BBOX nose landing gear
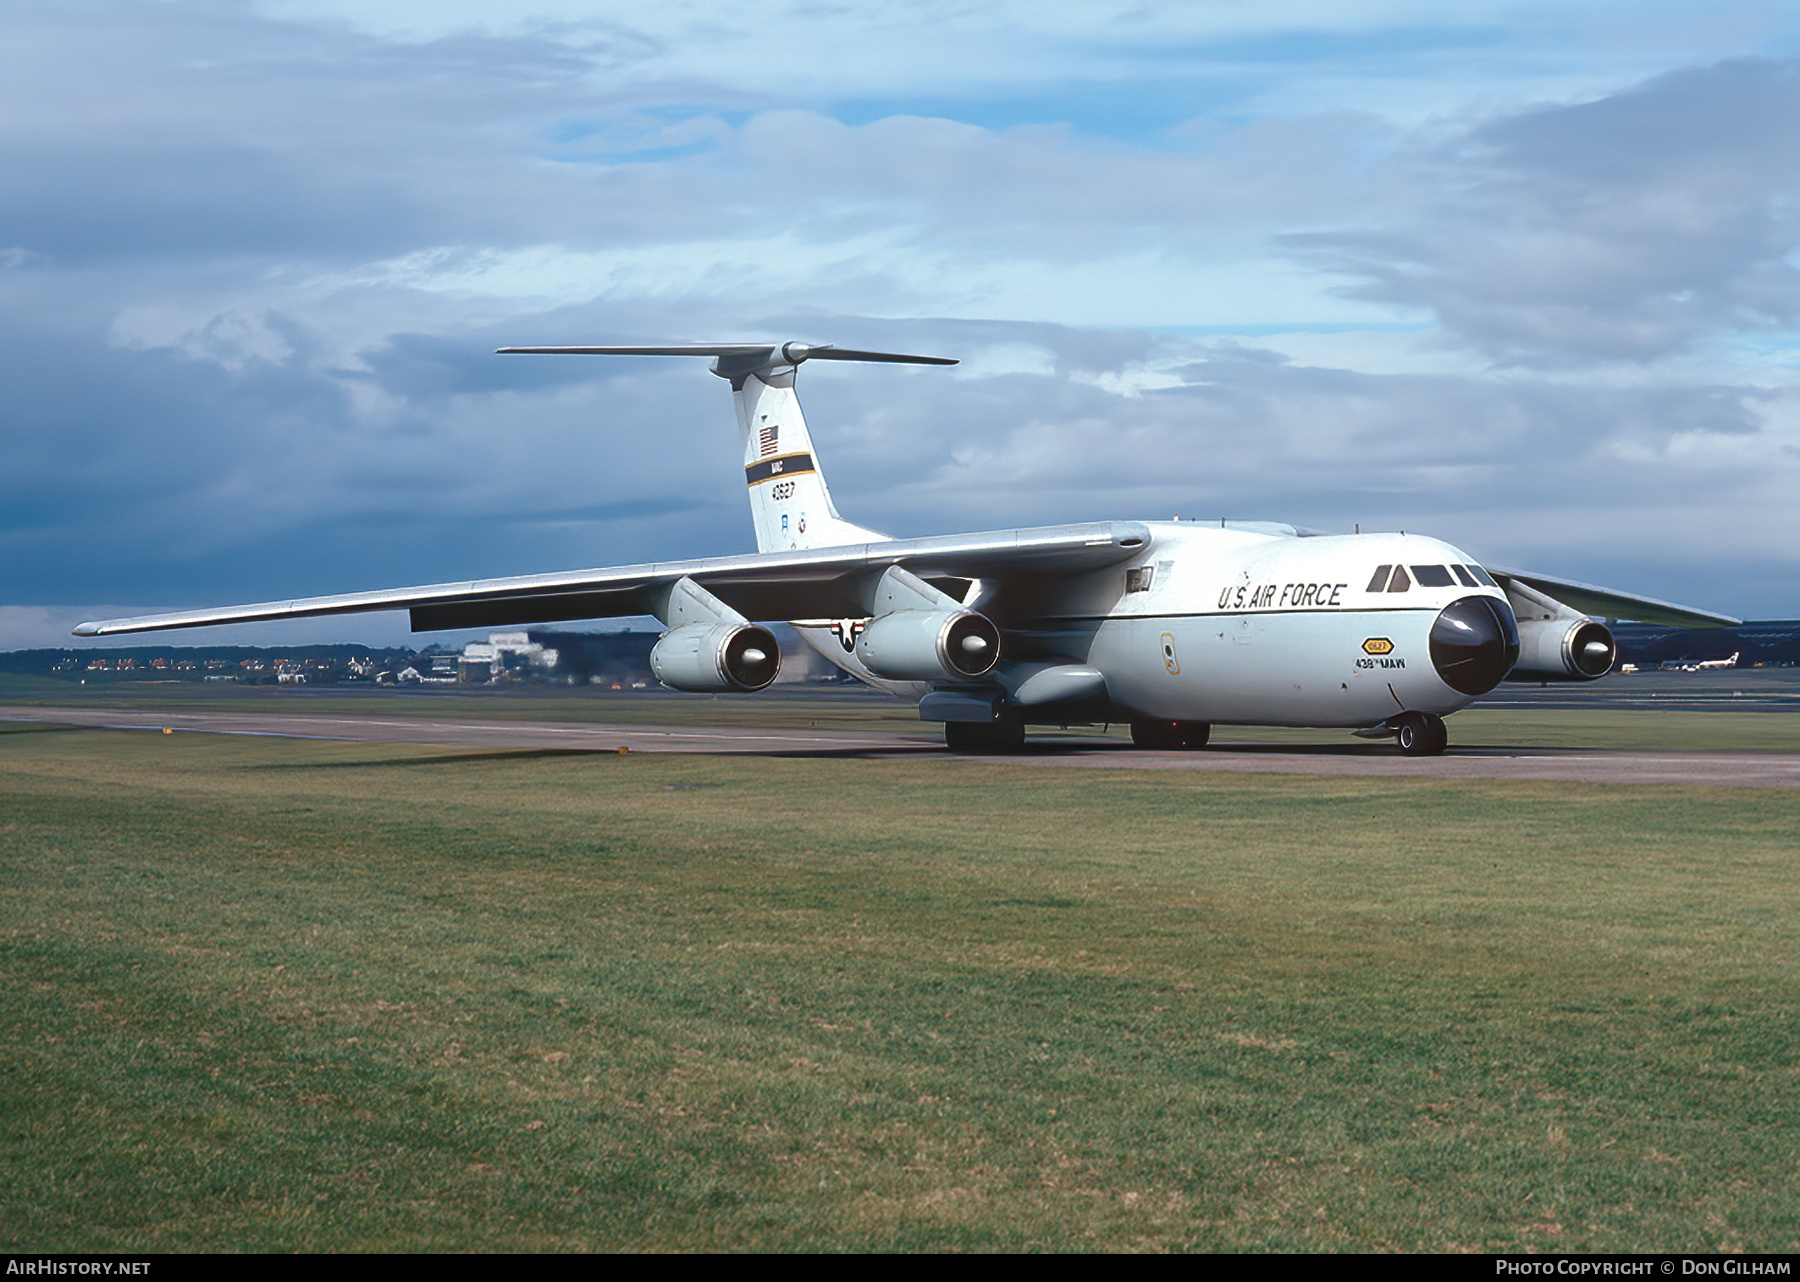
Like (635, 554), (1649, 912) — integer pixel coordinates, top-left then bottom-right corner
(1392, 711), (1447, 757)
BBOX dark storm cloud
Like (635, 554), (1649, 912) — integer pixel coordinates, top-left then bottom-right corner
(0, 294), (740, 607)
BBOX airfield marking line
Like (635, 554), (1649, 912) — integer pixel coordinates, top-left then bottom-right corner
(0, 709), (901, 750)
(6, 707), (1798, 783)
(1529, 756), (1799, 767)
(263, 714), (885, 745)
(200, 713), (900, 747)
(160, 727), (347, 740)
(1445, 750), (1800, 767)
(2, 715), (362, 742)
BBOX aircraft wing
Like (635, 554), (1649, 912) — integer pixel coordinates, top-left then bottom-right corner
(72, 521), (1152, 637)
(1490, 569), (1740, 628)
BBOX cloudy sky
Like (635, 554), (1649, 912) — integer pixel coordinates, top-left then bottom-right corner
(6, 0), (1800, 648)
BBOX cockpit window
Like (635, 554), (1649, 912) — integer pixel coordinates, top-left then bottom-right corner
(1387, 565), (1411, 592)
(1366, 565), (1392, 593)
(1464, 564), (1498, 588)
(1451, 564), (1478, 587)
(1411, 565), (1455, 588)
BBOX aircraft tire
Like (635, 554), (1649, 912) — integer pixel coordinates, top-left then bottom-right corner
(1130, 719), (1179, 749)
(944, 717), (1026, 753)
(1131, 720), (1210, 750)
(1394, 712), (1447, 757)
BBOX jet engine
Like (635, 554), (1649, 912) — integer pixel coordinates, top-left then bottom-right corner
(854, 609), (1001, 682)
(650, 622), (781, 692)
(1507, 616), (1616, 682)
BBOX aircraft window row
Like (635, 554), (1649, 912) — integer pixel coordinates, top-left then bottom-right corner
(1366, 564), (1499, 593)
(1125, 566), (1155, 593)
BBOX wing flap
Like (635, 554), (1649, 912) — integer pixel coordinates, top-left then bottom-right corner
(1491, 569), (1740, 628)
(409, 588), (653, 633)
(74, 522), (1151, 637)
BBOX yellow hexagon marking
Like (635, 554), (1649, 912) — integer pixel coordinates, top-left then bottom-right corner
(1362, 637), (1394, 655)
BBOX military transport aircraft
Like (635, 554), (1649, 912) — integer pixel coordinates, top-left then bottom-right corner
(75, 342), (1739, 755)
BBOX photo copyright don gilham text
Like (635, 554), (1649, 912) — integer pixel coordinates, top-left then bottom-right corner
(1495, 1262), (1790, 1276)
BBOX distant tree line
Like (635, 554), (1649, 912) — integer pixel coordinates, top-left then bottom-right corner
(0, 630), (663, 687)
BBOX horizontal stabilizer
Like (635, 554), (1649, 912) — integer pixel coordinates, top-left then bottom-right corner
(1491, 569), (1739, 628)
(498, 342), (956, 370)
(794, 346), (957, 365)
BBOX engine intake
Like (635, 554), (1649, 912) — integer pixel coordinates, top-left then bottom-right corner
(854, 609), (1000, 682)
(650, 622), (781, 693)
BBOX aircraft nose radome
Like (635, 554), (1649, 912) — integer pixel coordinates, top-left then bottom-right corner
(1429, 596), (1521, 697)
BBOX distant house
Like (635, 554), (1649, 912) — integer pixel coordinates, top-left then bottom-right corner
(457, 632), (559, 684)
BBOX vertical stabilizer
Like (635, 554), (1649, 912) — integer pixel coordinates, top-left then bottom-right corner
(498, 341), (955, 555)
(720, 356), (887, 553)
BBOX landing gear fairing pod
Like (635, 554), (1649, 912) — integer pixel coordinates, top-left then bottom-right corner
(74, 341), (1739, 757)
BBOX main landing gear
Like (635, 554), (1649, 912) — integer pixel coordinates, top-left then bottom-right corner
(1129, 719), (1211, 750)
(1392, 711), (1448, 757)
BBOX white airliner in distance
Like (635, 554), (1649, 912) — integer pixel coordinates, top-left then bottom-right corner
(75, 342), (1740, 756)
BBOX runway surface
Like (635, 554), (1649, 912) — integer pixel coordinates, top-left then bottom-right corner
(7, 703), (1799, 787)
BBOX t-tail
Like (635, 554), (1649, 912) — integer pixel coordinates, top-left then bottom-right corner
(498, 341), (956, 553)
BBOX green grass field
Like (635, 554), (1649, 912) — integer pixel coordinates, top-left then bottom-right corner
(3, 713), (1798, 1251)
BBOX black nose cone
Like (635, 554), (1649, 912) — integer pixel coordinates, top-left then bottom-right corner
(1430, 596), (1521, 696)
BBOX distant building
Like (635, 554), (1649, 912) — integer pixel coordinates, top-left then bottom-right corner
(457, 632), (560, 684)
(1612, 619), (1800, 669)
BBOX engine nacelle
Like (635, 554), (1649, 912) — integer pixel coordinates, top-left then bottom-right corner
(650, 622), (781, 693)
(1507, 616), (1616, 682)
(854, 609), (1000, 682)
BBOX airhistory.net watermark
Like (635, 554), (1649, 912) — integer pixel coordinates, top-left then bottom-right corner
(6, 1264), (152, 1276)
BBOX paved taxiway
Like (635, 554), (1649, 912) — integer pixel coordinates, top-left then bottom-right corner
(6, 703), (1798, 788)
